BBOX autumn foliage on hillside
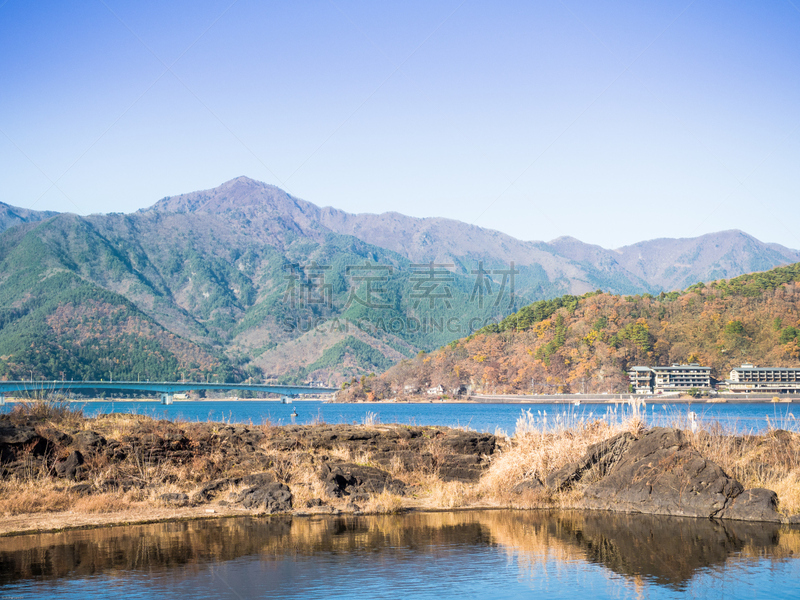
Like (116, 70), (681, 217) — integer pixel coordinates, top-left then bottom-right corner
(339, 263), (800, 400)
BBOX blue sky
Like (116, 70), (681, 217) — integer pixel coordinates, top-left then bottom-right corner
(2, 0), (798, 249)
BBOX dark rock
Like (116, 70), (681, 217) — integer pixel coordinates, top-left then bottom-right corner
(193, 479), (231, 503)
(0, 424), (39, 445)
(39, 428), (72, 447)
(437, 454), (488, 482)
(318, 462), (406, 498)
(305, 498), (323, 507)
(372, 450), (434, 473)
(371, 449), (491, 483)
(350, 492), (370, 503)
(439, 430), (496, 456)
(581, 428), (744, 519)
(234, 483), (292, 512)
(547, 432), (635, 491)
(72, 430), (106, 454)
(159, 492), (190, 507)
(717, 488), (782, 523)
(241, 472), (276, 487)
(0, 424), (52, 462)
(100, 478), (141, 492)
(68, 483), (93, 496)
(266, 425), (497, 466)
(193, 472), (276, 503)
(54, 450), (85, 480)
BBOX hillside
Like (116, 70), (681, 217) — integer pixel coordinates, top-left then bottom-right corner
(0, 176), (798, 385)
(339, 263), (800, 400)
(0, 202), (57, 233)
(0, 194), (521, 383)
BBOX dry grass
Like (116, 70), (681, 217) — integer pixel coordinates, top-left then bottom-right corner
(9, 398), (85, 428)
(420, 476), (478, 508)
(478, 405), (644, 507)
(688, 422), (800, 515)
(361, 490), (404, 514)
(72, 492), (133, 513)
(0, 477), (73, 515)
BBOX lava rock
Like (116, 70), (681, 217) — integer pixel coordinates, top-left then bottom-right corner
(437, 454), (488, 482)
(0, 424), (52, 462)
(318, 462), (406, 498)
(547, 431), (635, 491)
(68, 483), (93, 496)
(193, 472), (276, 503)
(439, 430), (496, 456)
(0, 424), (39, 445)
(159, 492), (190, 507)
(72, 430), (107, 455)
(234, 483), (292, 513)
(580, 428), (744, 519)
(54, 450), (85, 480)
(717, 488), (782, 523)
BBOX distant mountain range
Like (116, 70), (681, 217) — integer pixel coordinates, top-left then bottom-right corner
(0, 176), (797, 385)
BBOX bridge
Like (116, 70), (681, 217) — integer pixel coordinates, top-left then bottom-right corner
(0, 380), (337, 405)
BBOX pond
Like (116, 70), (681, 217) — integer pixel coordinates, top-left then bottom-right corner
(1, 511), (798, 599)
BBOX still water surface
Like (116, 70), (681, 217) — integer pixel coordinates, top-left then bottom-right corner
(39, 399), (800, 435)
(0, 511), (797, 599)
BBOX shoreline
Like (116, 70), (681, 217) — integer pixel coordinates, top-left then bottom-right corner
(2, 407), (799, 538)
(0, 501), (512, 538)
(1, 394), (795, 405)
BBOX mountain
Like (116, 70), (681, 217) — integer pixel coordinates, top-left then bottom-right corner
(0, 201), (58, 231)
(146, 177), (800, 295)
(0, 176), (797, 385)
(610, 231), (800, 290)
(339, 262), (800, 400)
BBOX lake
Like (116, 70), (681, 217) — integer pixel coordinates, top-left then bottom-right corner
(0, 510), (797, 599)
(6, 399), (794, 435)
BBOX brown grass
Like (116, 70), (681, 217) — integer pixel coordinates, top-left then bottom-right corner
(361, 490), (404, 514)
(478, 407), (644, 507)
(9, 398), (85, 427)
(0, 477), (73, 515)
(689, 425), (800, 515)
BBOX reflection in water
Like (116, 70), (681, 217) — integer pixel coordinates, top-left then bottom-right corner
(0, 511), (798, 598)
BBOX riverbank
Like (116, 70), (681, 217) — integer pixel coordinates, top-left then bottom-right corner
(1, 401), (799, 536)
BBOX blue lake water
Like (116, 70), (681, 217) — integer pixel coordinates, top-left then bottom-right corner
(6, 399), (794, 435)
(1, 511), (797, 599)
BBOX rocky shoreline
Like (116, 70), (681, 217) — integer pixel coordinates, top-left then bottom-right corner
(1, 406), (798, 536)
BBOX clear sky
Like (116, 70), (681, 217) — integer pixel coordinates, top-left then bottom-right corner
(2, 0), (798, 249)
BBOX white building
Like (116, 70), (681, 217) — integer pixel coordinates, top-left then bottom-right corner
(728, 364), (800, 394)
(629, 364), (712, 394)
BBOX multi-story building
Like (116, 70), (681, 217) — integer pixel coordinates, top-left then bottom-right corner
(629, 366), (655, 394)
(629, 364), (712, 394)
(727, 364), (800, 394)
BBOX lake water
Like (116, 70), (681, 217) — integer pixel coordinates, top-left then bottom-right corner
(7, 399), (794, 435)
(1, 510), (797, 599)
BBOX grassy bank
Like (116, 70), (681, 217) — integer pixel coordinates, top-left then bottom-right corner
(1, 400), (799, 536)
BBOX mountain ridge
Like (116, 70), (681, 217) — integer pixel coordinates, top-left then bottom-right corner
(0, 176), (797, 385)
(141, 176), (800, 294)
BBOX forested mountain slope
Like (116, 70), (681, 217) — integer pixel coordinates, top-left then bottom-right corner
(339, 263), (800, 400)
(0, 176), (797, 385)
